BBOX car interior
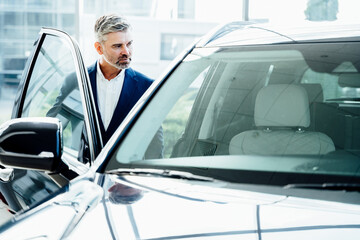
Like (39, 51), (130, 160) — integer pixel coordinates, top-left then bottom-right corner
(228, 84), (335, 155)
(169, 42), (360, 159)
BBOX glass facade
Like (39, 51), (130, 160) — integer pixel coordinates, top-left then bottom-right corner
(0, 0), (77, 85)
(0, 0), (78, 123)
(0, 0), (196, 91)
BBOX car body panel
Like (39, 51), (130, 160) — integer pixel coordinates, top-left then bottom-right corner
(198, 21), (360, 47)
(11, 28), (102, 159)
(1, 174), (360, 239)
(0, 176), (104, 240)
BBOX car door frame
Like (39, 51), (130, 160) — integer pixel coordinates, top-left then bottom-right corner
(0, 28), (103, 212)
(13, 28), (103, 168)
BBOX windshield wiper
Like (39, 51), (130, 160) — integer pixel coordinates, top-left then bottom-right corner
(284, 183), (360, 192)
(106, 168), (214, 182)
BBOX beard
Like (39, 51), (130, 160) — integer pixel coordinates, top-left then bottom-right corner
(103, 54), (131, 70)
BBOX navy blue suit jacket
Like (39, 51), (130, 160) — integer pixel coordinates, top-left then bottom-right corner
(47, 62), (163, 160)
(88, 62), (153, 144)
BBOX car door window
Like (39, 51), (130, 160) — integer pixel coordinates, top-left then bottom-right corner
(0, 30), (97, 213)
(21, 34), (85, 158)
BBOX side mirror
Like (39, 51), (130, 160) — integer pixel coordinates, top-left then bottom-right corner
(0, 117), (62, 172)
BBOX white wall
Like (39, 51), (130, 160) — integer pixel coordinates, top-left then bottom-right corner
(79, 15), (217, 79)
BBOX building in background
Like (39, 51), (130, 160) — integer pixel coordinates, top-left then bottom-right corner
(0, 0), (223, 123)
(1, 0), (360, 123)
(0, 0), (78, 92)
(78, 0), (229, 78)
(0, 0), (79, 123)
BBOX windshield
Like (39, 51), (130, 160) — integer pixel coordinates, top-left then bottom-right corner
(108, 42), (360, 186)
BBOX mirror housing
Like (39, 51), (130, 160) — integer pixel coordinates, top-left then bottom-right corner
(0, 117), (62, 172)
(338, 73), (360, 88)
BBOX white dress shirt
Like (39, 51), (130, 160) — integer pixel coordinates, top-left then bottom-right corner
(96, 62), (125, 130)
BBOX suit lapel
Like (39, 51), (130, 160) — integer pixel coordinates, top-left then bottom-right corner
(89, 65), (139, 143)
(107, 68), (138, 133)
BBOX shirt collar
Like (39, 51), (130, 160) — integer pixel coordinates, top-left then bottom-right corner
(96, 61), (125, 82)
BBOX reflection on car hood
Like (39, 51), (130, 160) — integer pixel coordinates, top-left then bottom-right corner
(68, 176), (360, 239)
(0, 179), (104, 240)
(1, 175), (360, 239)
(99, 175), (360, 239)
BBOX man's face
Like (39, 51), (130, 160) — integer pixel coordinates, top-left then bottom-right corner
(98, 30), (133, 70)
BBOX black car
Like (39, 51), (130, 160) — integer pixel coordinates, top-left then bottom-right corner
(0, 21), (360, 239)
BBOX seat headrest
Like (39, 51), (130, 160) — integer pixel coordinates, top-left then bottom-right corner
(254, 84), (310, 128)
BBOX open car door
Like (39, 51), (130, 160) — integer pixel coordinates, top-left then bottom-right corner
(0, 28), (102, 212)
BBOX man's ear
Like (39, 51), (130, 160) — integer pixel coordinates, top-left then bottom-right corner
(94, 42), (103, 55)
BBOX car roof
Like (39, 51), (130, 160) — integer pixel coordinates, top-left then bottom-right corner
(197, 21), (360, 47)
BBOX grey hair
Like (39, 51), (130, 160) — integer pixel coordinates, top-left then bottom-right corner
(94, 13), (132, 43)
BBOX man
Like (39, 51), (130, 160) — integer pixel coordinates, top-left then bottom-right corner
(48, 13), (163, 161)
(89, 13), (154, 144)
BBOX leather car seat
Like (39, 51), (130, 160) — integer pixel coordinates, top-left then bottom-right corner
(229, 84), (335, 155)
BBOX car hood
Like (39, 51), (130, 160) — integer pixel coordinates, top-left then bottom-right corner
(101, 175), (360, 240)
(1, 174), (360, 240)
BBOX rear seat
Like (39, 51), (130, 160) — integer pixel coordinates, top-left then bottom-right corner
(301, 83), (360, 151)
(312, 102), (360, 151)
